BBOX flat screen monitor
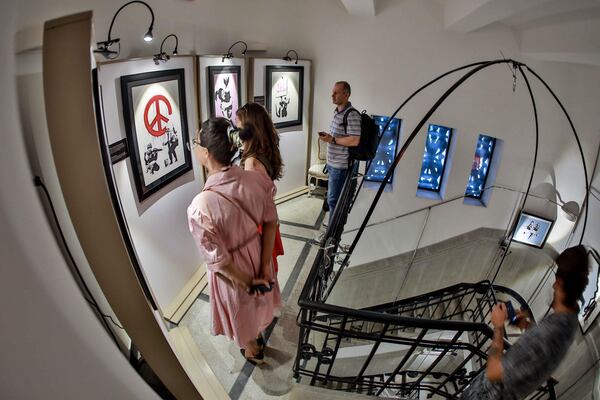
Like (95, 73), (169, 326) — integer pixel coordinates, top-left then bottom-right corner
(511, 212), (554, 248)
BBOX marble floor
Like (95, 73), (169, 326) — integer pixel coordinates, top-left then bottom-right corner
(179, 194), (327, 400)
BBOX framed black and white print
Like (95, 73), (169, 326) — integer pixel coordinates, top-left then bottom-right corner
(120, 68), (192, 202)
(511, 211), (554, 248)
(265, 65), (304, 129)
(207, 65), (242, 126)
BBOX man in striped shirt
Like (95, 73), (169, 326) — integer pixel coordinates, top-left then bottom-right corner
(318, 81), (361, 226)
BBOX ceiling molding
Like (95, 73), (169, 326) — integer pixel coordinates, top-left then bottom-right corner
(340, 0), (377, 17)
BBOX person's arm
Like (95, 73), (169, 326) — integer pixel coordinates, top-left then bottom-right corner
(260, 220), (277, 283)
(318, 132), (360, 147)
(486, 303), (507, 382)
(243, 156), (268, 175)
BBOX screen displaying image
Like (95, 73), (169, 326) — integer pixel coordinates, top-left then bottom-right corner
(512, 212), (553, 248)
(365, 115), (401, 184)
(417, 124), (453, 192)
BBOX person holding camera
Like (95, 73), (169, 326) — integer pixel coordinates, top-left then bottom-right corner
(461, 245), (590, 399)
(187, 118), (281, 365)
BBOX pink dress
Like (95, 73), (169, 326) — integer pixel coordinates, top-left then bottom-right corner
(187, 166), (282, 348)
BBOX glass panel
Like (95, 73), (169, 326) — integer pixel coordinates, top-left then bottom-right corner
(465, 134), (496, 199)
(417, 124), (453, 192)
(365, 115), (401, 184)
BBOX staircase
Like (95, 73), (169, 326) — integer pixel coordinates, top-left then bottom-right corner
(295, 280), (554, 399)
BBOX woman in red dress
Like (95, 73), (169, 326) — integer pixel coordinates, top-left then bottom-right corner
(236, 103), (285, 273)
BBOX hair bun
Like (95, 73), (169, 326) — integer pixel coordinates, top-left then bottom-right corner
(238, 124), (254, 141)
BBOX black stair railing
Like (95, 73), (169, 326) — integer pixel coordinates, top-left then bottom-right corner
(293, 59), (590, 399)
(295, 280), (555, 399)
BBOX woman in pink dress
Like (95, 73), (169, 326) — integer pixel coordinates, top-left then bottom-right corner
(187, 118), (282, 364)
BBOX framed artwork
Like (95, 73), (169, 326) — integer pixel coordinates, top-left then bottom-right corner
(579, 248), (600, 334)
(207, 65), (242, 126)
(365, 115), (401, 184)
(120, 68), (192, 201)
(511, 211), (554, 248)
(265, 65), (304, 129)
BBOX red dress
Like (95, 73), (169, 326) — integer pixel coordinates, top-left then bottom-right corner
(257, 224), (284, 272)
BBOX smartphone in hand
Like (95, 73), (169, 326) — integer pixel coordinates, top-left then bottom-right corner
(504, 301), (518, 325)
(250, 284), (273, 295)
(318, 132), (327, 137)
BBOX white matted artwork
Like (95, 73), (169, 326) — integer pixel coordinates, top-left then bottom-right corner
(511, 211), (554, 248)
(198, 57), (247, 125)
(265, 65), (304, 129)
(207, 65), (242, 126)
(121, 69), (192, 201)
(251, 58), (311, 197)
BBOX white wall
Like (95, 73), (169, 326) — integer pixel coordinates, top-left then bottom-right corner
(16, 50), (130, 351)
(97, 56), (201, 311)
(1, 1), (158, 398)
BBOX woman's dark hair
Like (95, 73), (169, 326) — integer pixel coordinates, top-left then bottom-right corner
(199, 118), (236, 166)
(235, 103), (283, 180)
(555, 245), (590, 311)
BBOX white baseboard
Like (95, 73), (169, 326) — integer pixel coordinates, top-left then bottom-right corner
(164, 265), (208, 324)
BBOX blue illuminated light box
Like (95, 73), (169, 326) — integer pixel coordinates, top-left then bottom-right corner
(465, 134), (496, 199)
(417, 124), (453, 192)
(365, 115), (401, 184)
(511, 211), (554, 248)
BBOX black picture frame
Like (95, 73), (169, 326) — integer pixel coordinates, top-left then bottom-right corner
(510, 211), (554, 248)
(207, 65), (242, 125)
(120, 69), (192, 202)
(265, 65), (304, 129)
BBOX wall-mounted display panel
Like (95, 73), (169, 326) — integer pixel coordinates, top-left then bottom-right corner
(417, 124), (453, 192)
(121, 69), (192, 202)
(465, 134), (496, 199)
(365, 115), (401, 184)
(207, 65), (242, 126)
(265, 65), (304, 129)
(511, 211), (554, 248)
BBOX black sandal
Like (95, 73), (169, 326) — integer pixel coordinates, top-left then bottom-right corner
(240, 348), (265, 365)
(256, 335), (266, 350)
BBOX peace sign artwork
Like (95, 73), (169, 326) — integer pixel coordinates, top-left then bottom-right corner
(121, 69), (192, 201)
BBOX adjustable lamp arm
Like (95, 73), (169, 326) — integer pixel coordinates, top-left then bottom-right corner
(106, 0), (155, 43)
(160, 34), (178, 55)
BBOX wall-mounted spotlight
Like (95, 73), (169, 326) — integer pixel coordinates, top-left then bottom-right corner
(94, 0), (155, 60)
(282, 49), (299, 64)
(222, 41), (247, 62)
(153, 34), (179, 65)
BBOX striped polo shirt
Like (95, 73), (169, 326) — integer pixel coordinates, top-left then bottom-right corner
(327, 102), (362, 169)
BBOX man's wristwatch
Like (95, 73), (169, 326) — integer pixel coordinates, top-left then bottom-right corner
(331, 136), (336, 144)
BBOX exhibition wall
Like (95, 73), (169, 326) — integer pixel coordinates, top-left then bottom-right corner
(251, 58), (312, 196)
(97, 56), (202, 312)
(2, 3), (160, 398)
(16, 49), (128, 347)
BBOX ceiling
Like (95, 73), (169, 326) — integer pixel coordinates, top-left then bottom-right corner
(340, 0), (600, 67)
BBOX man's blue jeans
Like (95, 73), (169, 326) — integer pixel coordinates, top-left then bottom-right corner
(327, 163), (357, 227)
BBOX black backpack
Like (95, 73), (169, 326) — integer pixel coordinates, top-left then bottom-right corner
(342, 108), (379, 161)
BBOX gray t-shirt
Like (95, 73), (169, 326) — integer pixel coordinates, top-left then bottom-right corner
(326, 102), (361, 169)
(461, 312), (577, 400)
